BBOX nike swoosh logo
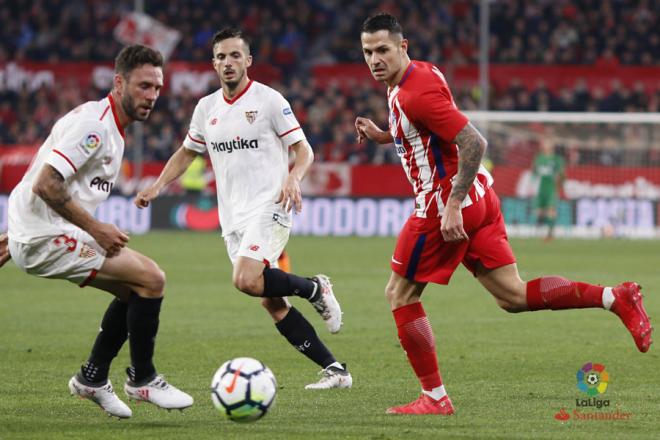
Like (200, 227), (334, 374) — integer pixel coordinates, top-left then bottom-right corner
(391, 257), (403, 265)
(225, 365), (242, 393)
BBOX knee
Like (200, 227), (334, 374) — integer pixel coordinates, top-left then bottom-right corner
(233, 271), (261, 296)
(141, 265), (166, 298)
(385, 282), (407, 309)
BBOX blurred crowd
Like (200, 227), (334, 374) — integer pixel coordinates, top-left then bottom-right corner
(2, 74), (658, 165)
(0, 0), (658, 166)
(3, 0), (657, 66)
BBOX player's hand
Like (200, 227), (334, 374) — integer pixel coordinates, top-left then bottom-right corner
(355, 116), (389, 144)
(134, 185), (160, 208)
(280, 174), (303, 213)
(0, 232), (11, 268)
(440, 204), (469, 243)
(91, 223), (129, 258)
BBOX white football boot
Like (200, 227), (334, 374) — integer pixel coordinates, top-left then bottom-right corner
(305, 364), (353, 390)
(124, 375), (194, 410)
(68, 375), (132, 419)
(310, 275), (343, 333)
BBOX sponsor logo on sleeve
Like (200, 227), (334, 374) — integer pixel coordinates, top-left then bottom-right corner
(283, 107), (292, 115)
(82, 132), (102, 150)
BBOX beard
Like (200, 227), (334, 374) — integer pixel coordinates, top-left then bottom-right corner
(121, 92), (150, 122)
(223, 70), (244, 91)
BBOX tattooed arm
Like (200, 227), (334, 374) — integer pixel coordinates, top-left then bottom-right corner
(32, 164), (128, 257)
(0, 232), (10, 267)
(440, 122), (487, 242)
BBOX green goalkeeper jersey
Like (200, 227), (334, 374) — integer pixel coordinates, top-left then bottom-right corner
(533, 153), (565, 195)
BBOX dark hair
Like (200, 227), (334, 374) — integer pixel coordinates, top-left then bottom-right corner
(212, 27), (251, 53)
(114, 45), (164, 76)
(361, 12), (404, 36)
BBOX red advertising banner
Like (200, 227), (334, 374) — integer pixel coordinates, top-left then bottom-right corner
(312, 64), (660, 94)
(491, 165), (660, 200)
(3, 62), (658, 98)
(2, 153), (659, 201)
(0, 62), (281, 96)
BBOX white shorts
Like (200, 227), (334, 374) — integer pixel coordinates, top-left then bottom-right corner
(9, 229), (106, 286)
(224, 204), (291, 268)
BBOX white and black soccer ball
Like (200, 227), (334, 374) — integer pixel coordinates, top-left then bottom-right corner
(211, 357), (277, 422)
(586, 372), (599, 385)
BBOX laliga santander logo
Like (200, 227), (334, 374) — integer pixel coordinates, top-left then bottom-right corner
(576, 362), (608, 396)
(555, 362), (632, 421)
(554, 408), (570, 421)
(84, 132), (101, 149)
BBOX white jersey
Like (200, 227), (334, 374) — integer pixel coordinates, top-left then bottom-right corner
(183, 80), (305, 235)
(8, 94), (125, 244)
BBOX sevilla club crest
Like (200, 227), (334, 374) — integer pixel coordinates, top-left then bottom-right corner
(245, 111), (258, 124)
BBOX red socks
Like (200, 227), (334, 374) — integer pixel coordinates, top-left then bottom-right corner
(392, 302), (442, 390)
(526, 276), (604, 311)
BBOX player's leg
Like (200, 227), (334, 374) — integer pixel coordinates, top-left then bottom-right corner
(261, 296), (352, 390)
(384, 213), (464, 415)
(226, 217), (349, 387)
(74, 281), (131, 388)
(94, 247), (194, 409)
(470, 191), (653, 351)
(68, 281), (133, 418)
(229, 218), (342, 333)
(545, 202), (557, 240)
(384, 272), (454, 415)
(233, 258), (350, 388)
(533, 194), (545, 235)
(478, 263), (652, 351)
(8, 234), (134, 418)
(471, 233), (653, 354)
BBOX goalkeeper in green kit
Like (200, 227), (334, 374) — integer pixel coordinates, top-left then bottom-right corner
(532, 140), (565, 240)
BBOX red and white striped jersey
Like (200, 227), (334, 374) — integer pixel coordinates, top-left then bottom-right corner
(387, 61), (493, 218)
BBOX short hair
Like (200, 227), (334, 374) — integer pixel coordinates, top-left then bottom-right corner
(361, 12), (404, 37)
(114, 45), (163, 77)
(212, 27), (251, 54)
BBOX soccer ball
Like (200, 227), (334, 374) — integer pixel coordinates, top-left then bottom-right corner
(586, 373), (599, 385)
(211, 357), (277, 422)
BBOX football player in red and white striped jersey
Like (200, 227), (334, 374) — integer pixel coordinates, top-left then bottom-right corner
(356, 12), (652, 415)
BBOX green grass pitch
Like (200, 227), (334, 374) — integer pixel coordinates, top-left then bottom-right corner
(1, 233), (658, 439)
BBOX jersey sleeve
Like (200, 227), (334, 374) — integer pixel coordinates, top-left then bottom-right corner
(183, 101), (208, 153)
(405, 85), (469, 144)
(269, 91), (306, 147)
(45, 119), (107, 180)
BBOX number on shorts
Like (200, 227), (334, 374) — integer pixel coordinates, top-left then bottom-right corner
(53, 234), (77, 252)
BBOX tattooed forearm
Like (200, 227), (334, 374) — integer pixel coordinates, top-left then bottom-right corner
(449, 122), (487, 204)
(33, 165), (78, 224)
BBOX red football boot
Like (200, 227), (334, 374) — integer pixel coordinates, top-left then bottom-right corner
(386, 394), (455, 415)
(611, 282), (653, 353)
